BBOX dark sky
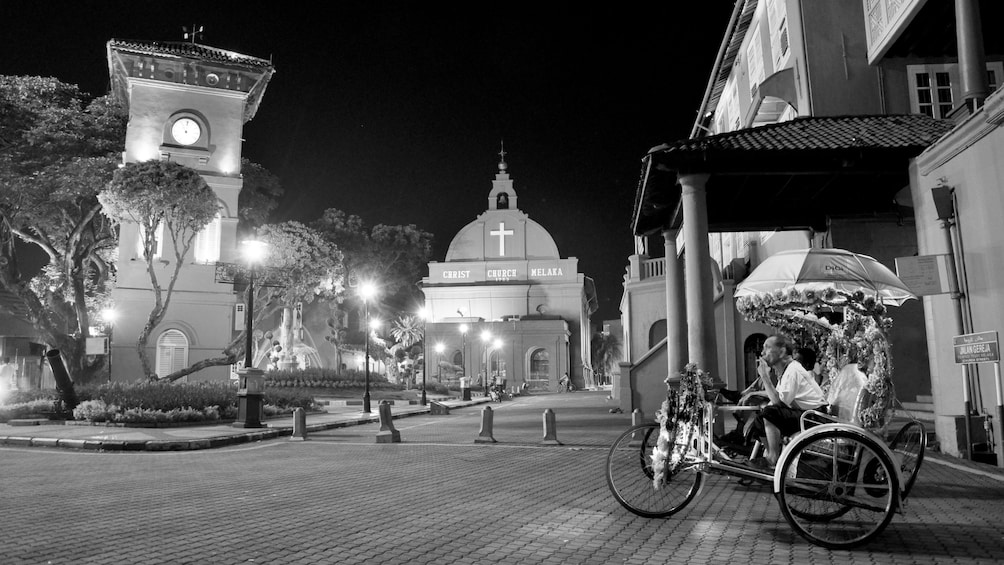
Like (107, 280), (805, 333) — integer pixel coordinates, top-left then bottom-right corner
(3, 1), (736, 321)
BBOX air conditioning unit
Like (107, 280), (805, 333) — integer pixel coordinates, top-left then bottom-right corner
(235, 303), (246, 330)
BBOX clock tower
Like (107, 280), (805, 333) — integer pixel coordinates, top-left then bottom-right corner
(106, 39), (275, 381)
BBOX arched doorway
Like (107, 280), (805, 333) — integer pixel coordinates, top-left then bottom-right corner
(527, 348), (550, 391)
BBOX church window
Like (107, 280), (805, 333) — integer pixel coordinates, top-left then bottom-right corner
(648, 319), (667, 350)
(194, 212), (222, 263)
(156, 329), (189, 378)
(528, 348), (550, 390)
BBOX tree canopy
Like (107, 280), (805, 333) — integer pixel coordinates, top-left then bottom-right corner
(0, 75), (127, 381)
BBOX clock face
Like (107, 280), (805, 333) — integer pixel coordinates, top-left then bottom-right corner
(171, 118), (201, 146)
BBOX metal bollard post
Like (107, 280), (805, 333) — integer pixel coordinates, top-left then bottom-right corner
(541, 408), (562, 445)
(475, 405), (497, 443)
(629, 409), (644, 447)
(376, 401), (401, 443)
(290, 407), (307, 441)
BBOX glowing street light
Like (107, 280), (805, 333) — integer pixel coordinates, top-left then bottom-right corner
(359, 281), (379, 413)
(235, 237), (268, 428)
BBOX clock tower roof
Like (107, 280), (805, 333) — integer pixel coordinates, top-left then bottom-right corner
(107, 38), (275, 122)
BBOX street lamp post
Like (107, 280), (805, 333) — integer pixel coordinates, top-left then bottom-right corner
(418, 307), (428, 406)
(459, 323), (468, 383)
(101, 309), (116, 383)
(359, 282), (378, 414)
(480, 329), (491, 395)
(234, 238), (267, 428)
(435, 343), (444, 384)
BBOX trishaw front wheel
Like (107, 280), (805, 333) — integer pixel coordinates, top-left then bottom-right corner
(606, 423), (701, 518)
(777, 428), (898, 549)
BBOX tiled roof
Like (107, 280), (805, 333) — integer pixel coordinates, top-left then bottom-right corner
(652, 115), (955, 156)
(107, 39), (272, 70)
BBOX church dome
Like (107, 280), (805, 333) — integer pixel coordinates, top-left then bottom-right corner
(446, 212), (560, 261)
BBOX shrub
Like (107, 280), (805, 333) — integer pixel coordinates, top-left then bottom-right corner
(0, 399), (59, 422)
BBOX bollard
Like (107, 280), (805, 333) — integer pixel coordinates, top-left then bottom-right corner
(541, 408), (562, 445)
(376, 401), (401, 443)
(289, 407), (307, 441)
(475, 405), (497, 443)
(629, 409), (644, 447)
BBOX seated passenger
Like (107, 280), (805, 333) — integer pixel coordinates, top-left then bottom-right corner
(751, 334), (827, 469)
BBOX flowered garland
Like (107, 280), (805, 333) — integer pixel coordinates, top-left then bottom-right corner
(651, 363), (713, 490)
(737, 286), (896, 432)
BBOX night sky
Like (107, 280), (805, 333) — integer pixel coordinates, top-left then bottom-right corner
(4, 1), (736, 321)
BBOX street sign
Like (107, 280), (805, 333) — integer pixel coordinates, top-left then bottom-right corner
(953, 330), (1000, 364)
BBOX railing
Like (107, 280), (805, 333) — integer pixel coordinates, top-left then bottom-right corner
(641, 258), (665, 279)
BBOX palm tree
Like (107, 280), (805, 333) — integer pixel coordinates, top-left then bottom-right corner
(591, 331), (623, 386)
(391, 314), (424, 387)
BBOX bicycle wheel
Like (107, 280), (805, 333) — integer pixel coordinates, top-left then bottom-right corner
(605, 423), (701, 518)
(777, 429), (898, 549)
(889, 420), (926, 498)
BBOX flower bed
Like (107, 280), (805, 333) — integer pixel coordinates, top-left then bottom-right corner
(0, 381), (319, 425)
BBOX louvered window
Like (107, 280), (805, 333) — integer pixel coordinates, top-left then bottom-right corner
(156, 330), (189, 378)
(193, 212), (222, 263)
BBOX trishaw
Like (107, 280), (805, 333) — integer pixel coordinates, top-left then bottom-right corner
(605, 248), (928, 549)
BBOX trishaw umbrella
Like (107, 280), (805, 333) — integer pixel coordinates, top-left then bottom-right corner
(734, 248), (916, 306)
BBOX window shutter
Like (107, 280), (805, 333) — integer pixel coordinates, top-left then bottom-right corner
(156, 330), (189, 378)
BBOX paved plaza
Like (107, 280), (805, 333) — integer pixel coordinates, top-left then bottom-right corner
(1, 391), (1003, 564)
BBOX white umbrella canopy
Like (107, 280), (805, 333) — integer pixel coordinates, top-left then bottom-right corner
(734, 248), (916, 306)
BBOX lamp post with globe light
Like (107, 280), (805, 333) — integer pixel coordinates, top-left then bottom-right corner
(358, 282), (378, 413)
(480, 329), (492, 395)
(435, 343), (444, 384)
(418, 307), (428, 405)
(234, 237), (268, 428)
(459, 323), (468, 383)
(101, 309), (116, 383)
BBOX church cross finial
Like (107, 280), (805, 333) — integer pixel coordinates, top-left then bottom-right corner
(183, 25), (205, 43)
(498, 140), (507, 172)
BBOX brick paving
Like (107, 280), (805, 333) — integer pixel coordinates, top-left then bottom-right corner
(1, 391), (1003, 564)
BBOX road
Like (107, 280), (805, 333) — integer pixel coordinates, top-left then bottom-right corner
(1, 391), (1003, 564)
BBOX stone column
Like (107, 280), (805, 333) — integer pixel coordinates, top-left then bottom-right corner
(663, 228), (687, 380)
(679, 173), (718, 376)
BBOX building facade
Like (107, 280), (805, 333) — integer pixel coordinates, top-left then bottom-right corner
(421, 156), (598, 391)
(616, 0), (966, 422)
(105, 39), (274, 381)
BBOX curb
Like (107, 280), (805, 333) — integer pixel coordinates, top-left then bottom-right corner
(0, 398), (492, 453)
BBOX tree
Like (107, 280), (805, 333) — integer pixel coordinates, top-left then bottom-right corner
(0, 76), (127, 382)
(390, 314), (425, 388)
(591, 331), (623, 386)
(237, 158), (284, 233)
(160, 220), (344, 381)
(99, 160), (220, 378)
(312, 209), (434, 308)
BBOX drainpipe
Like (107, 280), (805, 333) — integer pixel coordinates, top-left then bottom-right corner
(932, 185), (972, 459)
(956, 0), (989, 110)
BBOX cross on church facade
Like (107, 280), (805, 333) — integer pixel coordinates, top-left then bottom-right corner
(490, 222), (514, 256)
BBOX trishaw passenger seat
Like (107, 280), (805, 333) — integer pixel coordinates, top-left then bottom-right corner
(799, 362), (868, 431)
